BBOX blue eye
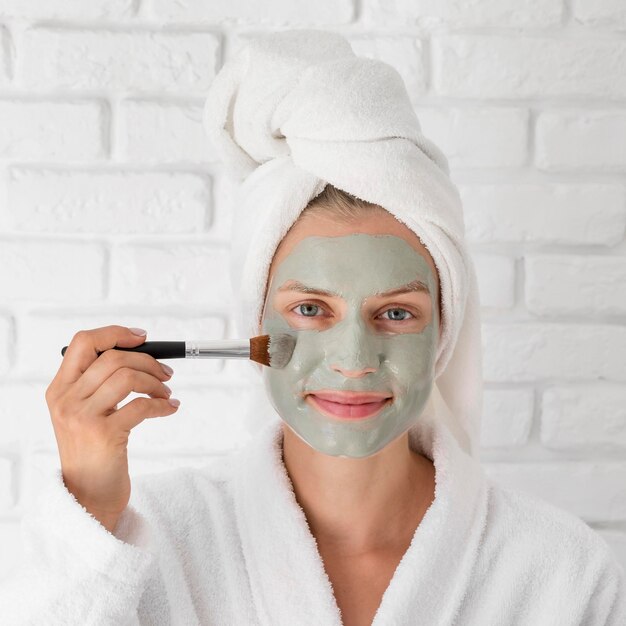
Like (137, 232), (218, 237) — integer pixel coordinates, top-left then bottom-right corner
(290, 303), (418, 322)
(293, 303), (322, 317)
(381, 308), (414, 321)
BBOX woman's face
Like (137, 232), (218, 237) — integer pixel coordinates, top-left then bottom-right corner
(259, 209), (441, 458)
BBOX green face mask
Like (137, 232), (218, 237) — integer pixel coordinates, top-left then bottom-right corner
(260, 234), (439, 459)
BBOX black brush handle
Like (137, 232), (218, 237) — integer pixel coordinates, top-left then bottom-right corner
(61, 341), (186, 359)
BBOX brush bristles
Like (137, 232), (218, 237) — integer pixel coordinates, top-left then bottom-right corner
(250, 334), (270, 366)
(250, 333), (296, 368)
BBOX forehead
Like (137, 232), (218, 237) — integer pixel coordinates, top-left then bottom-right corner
(268, 234), (436, 296)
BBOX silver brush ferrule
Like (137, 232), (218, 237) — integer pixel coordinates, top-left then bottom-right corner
(185, 340), (250, 359)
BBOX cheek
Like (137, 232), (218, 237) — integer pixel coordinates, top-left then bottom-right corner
(282, 331), (326, 379)
(262, 330), (327, 399)
(384, 332), (438, 391)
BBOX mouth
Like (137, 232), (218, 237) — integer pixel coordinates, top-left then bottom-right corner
(305, 390), (393, 420)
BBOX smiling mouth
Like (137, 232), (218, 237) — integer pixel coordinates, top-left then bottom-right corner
(305, 394), (392, 420)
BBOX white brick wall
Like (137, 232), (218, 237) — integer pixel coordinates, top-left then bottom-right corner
(417, 107), (529, 168)
(20, 29), (221, 93)
(432, 36), (626, 98)
(5, 169), (211, 233)
(572, 0), (626, 29)
(118, 99), (217, 163)
(526, 255), (626, 315)
(460, 183), (625, 245)
(0, 0), (625, 584)
(0, 100), (107, 161)
(536, 110), (626, 171)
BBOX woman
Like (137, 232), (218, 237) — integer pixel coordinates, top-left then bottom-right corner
(1, 29), (624, 625)
(257, 188), (441, 625)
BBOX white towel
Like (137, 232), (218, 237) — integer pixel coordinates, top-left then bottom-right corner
(1, 416), (624, 624)
(203, 28), (483, 458)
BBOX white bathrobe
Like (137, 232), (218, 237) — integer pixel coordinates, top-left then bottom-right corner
(1, 411), (624, 625)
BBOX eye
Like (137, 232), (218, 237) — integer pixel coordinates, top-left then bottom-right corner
(291, 303), (325, 317)
(379, 308), (416, 322)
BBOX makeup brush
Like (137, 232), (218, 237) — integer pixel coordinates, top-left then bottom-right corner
(60, 333), (297, 369)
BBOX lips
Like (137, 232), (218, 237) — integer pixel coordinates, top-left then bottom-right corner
(306, 390), (392, 420)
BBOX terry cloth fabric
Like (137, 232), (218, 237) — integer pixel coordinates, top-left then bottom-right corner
(202, 28), (482, 458)
(1, 413), (624, 625)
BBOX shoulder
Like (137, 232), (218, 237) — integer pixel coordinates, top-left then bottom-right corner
(487, 481), (611, 554)
(483, 480), (624, 585)
(456, 480), (626, 623)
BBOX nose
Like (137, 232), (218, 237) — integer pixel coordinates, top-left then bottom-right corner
(327, 318), (381, 377)
(331, 363), (377, 378)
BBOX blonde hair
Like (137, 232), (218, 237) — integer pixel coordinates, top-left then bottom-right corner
(299, 184), (386, 222)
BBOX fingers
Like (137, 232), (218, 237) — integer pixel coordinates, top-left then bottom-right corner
(112, 395), (179, 432)
(85, 367), (174, 421)
(72, 348), (172, 401)
(55, 326), (149, 387)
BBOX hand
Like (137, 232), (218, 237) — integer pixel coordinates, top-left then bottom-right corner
(45, 325), (179, 532)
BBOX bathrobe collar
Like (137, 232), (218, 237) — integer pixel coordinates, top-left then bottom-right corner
(232, 407), (489, 626)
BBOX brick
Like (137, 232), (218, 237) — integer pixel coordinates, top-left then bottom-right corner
(147, 0), (354, 24)
(480, 388), (534, 448)
(432, 36), (626, 99)
(526, 255), (626, 315)
(5, 168), (210, 234)
(572, 0), (626, 30)
(473, 255), (515, 308)
(541, 385), (626, 449)
(363, 0), (562, 28)
(482, 323), (626, 382)
(119, 99), (216, 163)
(127, 384), (250, 453)
(347, 37), (426, 100)
(17, 313), (227, 383)
(0, 458), (15, 511)
(460, 183), (625, 246)
(0, 100), (107, 161)
(417, 107), (528, 168)
(0, 0), (136, 19)
(0, 383), (52, 448)
(483, 461), (626, 523)
(210, 173), (238, 242)
(0, 316), (12, 378)
(536, 110), (626, 171)
(111, 242), (233, 306)
(0, 239), (104, 303)
(0, 26), (11, 86)
(0, 522), (22, 583)
(20, 28), (220, 93)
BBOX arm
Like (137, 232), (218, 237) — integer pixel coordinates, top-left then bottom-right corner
(0, 469), (156, 625)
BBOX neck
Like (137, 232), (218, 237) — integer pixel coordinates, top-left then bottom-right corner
(281, 423), (436, 557)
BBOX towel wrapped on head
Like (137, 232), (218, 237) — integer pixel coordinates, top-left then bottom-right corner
(203, 29), (483, 459)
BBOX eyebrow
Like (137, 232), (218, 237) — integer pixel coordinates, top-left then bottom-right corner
(276, 278), (430, 298)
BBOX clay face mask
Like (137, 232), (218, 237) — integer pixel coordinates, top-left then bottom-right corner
(260, 234), (439, 459)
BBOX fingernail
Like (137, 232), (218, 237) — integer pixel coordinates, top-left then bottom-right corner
(163, 384), (172, 396)
(168, 398), (180, 408)
(129, 327), (147, 336)
(160, 363), (174, 376)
